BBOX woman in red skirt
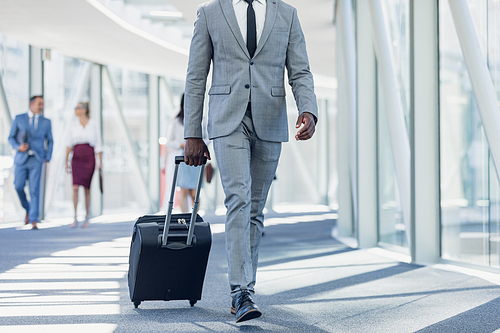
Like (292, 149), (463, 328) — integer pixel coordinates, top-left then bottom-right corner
(65, 102), (103, 228)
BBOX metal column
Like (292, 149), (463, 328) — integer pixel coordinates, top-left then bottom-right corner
(149, 75), (160, 212)
(90, 64), (103, 216)
(411, 0), (440, 264)
(29, 46), (45, 220)
(356, 0), (378, 248)
(335, 0), (357, 237)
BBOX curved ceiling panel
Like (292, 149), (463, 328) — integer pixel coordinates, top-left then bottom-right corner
(0, 0), (189, 78)
(0, 0), (335, 82)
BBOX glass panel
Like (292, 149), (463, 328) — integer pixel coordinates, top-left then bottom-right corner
(272, 94), (336, 208)
(490, 156), (500, 267)
(0, 35), (29, 223)
(274, 101), (321, 206)
(378, 89), (407, 248)
(439, 0), (491, 266)
(159, 77), (186, 212)
(43, 52), (90, 219)
(489, 0), (500, 268)
(377, 0), (410, 252)
(107, 66), (149, 187)
(0, 35), (29, 117)
(101, 67), (149, 214)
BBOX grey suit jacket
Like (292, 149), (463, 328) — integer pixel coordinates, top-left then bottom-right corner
(184, 0), (318, 143)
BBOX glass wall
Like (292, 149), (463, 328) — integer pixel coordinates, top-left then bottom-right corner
(271, 95), (336, 208)
(440, 0), (500, 267)
(43, 51), (90, 219)
(0, 35), (29, 118)
(101, 66), (150, 214)
(377, 0), (410, 251)
(489, 0), (500, 268)
(0, 35), (29, 223)
(0, 33), (339, 224)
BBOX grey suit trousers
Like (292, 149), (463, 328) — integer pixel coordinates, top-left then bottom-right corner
(213, 115), (281, 297)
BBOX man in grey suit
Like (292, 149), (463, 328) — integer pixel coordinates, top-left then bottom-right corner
(183, 0), (318, 322)
(8, 96), (53, 229)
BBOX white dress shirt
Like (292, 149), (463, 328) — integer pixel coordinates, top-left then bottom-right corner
(26, 110), (40, 156)
(233, 0), (266, 45)
(27, 110), (39, 130)
(68, 118), (103, 153)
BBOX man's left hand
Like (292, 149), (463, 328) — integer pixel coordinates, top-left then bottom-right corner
(295, 112), (316, 141)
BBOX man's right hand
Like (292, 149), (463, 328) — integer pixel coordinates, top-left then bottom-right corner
(184, 138), (210, 166)
(18, 143), (29, 153)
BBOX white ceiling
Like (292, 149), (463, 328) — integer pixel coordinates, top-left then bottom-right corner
(0, 0), (189, 78)
(0, 0), (336, 80)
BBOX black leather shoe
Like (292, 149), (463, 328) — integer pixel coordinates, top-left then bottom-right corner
(234, 291), (261, 323)
(231, 298), (236, 314)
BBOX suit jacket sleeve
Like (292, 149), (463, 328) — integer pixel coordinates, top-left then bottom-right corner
(45, 120), (54, 162)
(286, 8), (318, 121)
(8, 116), (20, 151)
(184, 5), (213, 139)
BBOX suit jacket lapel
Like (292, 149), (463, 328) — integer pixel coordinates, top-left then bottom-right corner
(220, 0), (250, 58)
(23, 113), (29, 127)
(254, 0), (277, 58)
(22, 113), (32, 136)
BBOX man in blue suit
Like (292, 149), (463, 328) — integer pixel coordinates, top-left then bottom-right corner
(8, 96), (53, 229)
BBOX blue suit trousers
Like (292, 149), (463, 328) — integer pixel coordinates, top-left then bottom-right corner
(14, 156), (43, 222)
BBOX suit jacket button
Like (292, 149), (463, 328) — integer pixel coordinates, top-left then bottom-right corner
(245, 84), (250, 89)
(250, 61), (254, 65)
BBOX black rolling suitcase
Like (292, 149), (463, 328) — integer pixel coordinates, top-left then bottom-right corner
(128, 156), (212, 308)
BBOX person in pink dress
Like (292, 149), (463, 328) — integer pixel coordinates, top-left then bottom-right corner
(65, 102), (103, 228)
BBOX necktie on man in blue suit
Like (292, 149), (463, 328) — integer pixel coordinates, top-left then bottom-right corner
(30, 116), (35, 134)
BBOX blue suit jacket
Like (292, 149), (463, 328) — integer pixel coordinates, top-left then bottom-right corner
(8, 113), (54, 165)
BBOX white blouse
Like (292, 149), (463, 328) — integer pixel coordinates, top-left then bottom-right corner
(166, 117), (209, 152)
(166, 117), (185, 153)
(68, 118), (103, 153)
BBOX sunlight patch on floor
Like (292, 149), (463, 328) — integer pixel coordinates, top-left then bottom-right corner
(0, 324), (117, 333)
(0, 237), (129, 326)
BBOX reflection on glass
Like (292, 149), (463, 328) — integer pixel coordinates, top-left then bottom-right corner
(377, 0), (410, 252)
(0, 35), (29, 223)
(439, 0), (498, 267)
(44, 52), (90, 219)
(102, 67), (149, 214)
(489, 0), (500, 268)
(273, 98), (323, 206)
(0, 35), (29, 118)
(378, 90), (407, 249)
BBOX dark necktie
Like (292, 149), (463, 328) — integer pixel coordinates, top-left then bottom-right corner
(244, 0), (257, 58)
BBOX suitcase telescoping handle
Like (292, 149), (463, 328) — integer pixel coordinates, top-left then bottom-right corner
(162, 156), (207, 247)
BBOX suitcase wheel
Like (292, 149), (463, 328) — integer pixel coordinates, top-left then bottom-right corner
(134, 301), (141, 308)
(189, 300), (197, 307)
